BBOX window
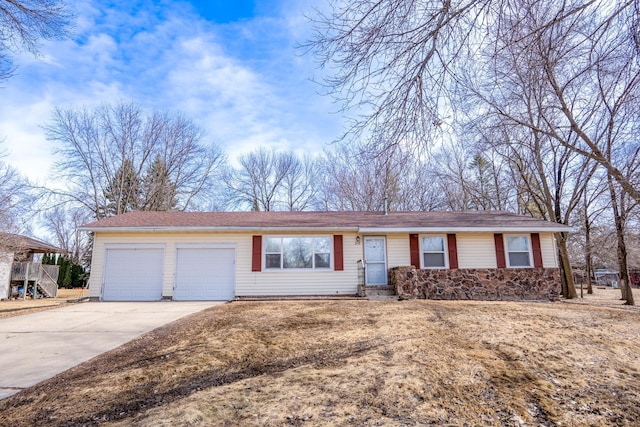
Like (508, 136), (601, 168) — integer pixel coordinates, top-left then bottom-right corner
(264, 236), (332, 270)
(505, 235), (532, 267)
(421, 236), (447, 268)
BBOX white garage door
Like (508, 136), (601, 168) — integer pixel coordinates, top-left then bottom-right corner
(103, 247), (164, 301)
(174, 247), (235, 300)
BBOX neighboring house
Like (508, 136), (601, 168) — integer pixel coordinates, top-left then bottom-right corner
(79, 210), (570, 302)
(0, 233), (64, 300)
(630, 268), (640, 288)
(594, 270), (620, 287)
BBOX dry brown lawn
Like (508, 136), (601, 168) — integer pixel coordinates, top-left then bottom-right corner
(1, 288), (639, 426)
(0, 288), (89, 319)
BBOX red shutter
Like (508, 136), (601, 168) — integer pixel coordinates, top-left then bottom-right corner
(334, 235), (344, 271)
(531, 233), (544, 268)
(409, 234), (420, 268)
(447, 234), (459, 269)
(252, 235), (262, 272)
(494, 233), (506, 268)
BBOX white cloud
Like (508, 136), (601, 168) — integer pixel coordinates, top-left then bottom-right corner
(0, 0), (343, 187)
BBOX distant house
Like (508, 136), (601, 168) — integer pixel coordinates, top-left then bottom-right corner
(630, 269), (640, 288)
(594, 270), (620, 287)
(0, 233), (65, 299)
(79, 210), (569, 302)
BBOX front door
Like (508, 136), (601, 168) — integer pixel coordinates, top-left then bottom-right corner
(364, 236), (387, 285)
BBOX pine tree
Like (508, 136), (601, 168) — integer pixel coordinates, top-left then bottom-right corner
(71, 264), (83, 287)
(141, 155), (178, 211)
(103, 159), (141, 216)
(62, 262), (72, 288)
(57, 256), (68, 286)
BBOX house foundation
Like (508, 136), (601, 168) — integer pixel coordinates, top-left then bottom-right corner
(389, 267), (560, 301)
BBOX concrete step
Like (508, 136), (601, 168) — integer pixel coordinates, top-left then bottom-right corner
(365, 286), (396, 297)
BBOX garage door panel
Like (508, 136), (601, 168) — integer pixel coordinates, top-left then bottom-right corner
(174, 248), (235, 300)
(103, 248), (163, 301)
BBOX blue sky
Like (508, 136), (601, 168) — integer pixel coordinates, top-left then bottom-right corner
(0, 0), (341, 182)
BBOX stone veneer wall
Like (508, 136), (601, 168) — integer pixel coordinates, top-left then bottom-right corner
(389, 266), (560, 301)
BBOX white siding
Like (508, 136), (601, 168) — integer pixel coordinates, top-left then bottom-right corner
(0, 251), (13, 299)
(456, 233), (497, 269)
(89, 232), (360, 298)
(386, 234), (410, 268)
(88, 230), (562, 299)
(540, 233), (557, 268)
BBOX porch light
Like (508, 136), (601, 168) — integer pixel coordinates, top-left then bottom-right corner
(355, 236), (361, 244)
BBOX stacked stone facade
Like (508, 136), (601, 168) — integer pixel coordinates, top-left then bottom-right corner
(389, 266), (560, 301)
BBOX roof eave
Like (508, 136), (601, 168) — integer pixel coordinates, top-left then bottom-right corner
(78, 226), (361, 233)
(79, 225), (572, 233)
(358, 226), (573, 233)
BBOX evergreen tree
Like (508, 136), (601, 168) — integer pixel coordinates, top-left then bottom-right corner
(141, 155), (178, 211)
(71, 264), (83, 287)
(102, 159), (141, 217)
(62, 262), (72, 288)
(57, 256), (68, 286)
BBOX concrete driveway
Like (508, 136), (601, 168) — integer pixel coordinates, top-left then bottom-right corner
(0, 301), (223, 400)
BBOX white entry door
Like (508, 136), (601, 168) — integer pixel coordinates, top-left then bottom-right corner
(364, 236), (387, 285)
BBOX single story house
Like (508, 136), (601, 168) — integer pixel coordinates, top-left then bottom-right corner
(79, 210), (570, 302)
(0, 233), (64, 299)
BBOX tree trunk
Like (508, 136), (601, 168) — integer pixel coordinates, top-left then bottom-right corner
(607, 173), (634, 305)
(584, 208), (593, 295)
(618, 246), (633, 305)
(557, 233), (577, 299)
(613, 216), (634, 305)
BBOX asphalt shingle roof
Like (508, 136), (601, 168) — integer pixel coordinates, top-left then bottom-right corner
(80, 210), (570, 232)
(0, 232), (66, 253)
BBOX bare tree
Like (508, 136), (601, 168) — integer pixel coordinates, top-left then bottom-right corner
(309, 0), (640, 204)
(0, 0), (72, 82)
(604, 140), (640, 305)
(316, 142), (446, 212)
(428, 140), (515, 212)
(307, 0), (493, 147)
(580, 172), (609, 295)
(318, 143), (398, 211)
(473, 0), (640, 206)
(0, 153), (33, 233)
(44, 102), (226, 220)
(607, 174), (635, 305)
(454, 0), (640, 299)
(395, 160), (448, 211)
(224, 147), (295, 211)
(281, 154), (321, 211)
(42, 205), (91, 264)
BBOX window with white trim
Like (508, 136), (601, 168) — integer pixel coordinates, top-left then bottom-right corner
(421, 235), (448, 268)
(264, 236), (332, 270)
(505, 235), (532, 267)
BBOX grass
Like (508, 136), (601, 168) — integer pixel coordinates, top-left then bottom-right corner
(1, 288), (639, 426)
